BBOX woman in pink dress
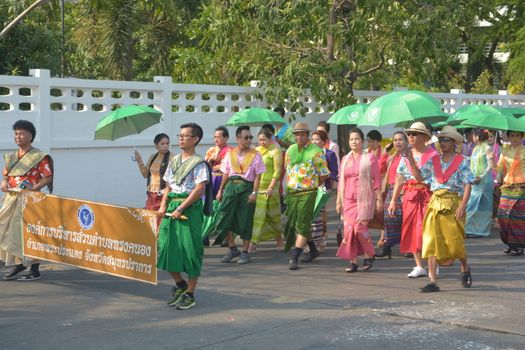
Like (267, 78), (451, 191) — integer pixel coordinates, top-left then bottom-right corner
(336, 128), (382, 272)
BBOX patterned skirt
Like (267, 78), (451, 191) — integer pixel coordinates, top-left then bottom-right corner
(383, 186), (402, 247)
(497, 186), (525, 248)
(311, 208), (327, 248)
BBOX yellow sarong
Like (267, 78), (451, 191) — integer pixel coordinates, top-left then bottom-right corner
(422, 189), (466, 263)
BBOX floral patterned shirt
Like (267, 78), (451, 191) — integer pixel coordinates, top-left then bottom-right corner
(397, 148), (438, 180)
(419, 155), (474, 195)
(285, 150), (330, 192)
(3, 157), (52, 189)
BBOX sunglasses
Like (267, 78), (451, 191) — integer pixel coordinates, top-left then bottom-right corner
(438, 137), (453, 143)
(240, 135), (253, 140)
(406, 132), (421, 137)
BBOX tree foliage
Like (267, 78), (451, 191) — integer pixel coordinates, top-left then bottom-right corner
(1, 0), (525, 105)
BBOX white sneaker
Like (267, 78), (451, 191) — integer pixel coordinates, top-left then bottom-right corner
(407, 266), (427, 278)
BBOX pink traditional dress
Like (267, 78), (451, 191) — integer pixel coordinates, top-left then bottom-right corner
(336, 152), (380, 260)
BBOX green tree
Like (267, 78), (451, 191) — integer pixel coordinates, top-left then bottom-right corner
(174, 1), (467, 112)
(471, 69), (497, 94)
(0, 0), (61, 75)
(455, 0), (525, 90)
(506, 25), (525, 90)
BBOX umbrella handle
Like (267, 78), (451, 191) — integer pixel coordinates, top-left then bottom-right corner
(131, 140), (137, 162)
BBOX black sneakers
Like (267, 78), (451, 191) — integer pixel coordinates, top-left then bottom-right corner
(3, 264), (26, 280)
(175, 293), (196, 310)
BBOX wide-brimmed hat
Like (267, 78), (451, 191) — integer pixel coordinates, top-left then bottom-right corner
(404, 122), (432, 139)
(293, 122), (310, 134)
(437, 125), (464, 145)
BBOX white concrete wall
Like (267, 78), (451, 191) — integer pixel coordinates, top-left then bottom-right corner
(1, 69), (524, 207)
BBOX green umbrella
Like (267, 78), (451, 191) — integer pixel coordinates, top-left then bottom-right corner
(226, 107), (286, 127)
(460, 112), (525, 132)
(356, 90), (448, 127)
(447, 105), (514, 126)
(311, 187), (331, 221)
(430, 121), (448, 129)
(497, 106), (525, 117)
(94, 105), (162, 141)
(327, 104), (368, 125)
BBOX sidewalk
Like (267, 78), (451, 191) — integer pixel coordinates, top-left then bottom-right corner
(1, 206), (524, 349)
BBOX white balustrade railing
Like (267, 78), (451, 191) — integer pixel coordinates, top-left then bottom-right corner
(1, 69), (524, 206)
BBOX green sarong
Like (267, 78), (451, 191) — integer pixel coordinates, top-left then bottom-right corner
(157, 193), (204, 278)
(213, 177), (255, 245)
(201, 200), (221, 238)
(252, 190), (282, 244)
(284, 190), (317, 252)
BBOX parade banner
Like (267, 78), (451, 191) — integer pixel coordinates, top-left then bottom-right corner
(21, 192), (158, 284)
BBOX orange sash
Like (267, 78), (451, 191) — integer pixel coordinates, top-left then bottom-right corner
(230, 149), (257, 174)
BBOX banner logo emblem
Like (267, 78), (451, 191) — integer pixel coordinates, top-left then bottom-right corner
(77, 204), (95, 230)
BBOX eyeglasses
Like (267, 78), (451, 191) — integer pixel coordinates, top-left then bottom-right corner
(239, 135), (253, 140)
(177, 134), (194, 139)
(438, 137), (453, 143)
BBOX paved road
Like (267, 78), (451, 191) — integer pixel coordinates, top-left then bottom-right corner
(1, 207), (524, 349)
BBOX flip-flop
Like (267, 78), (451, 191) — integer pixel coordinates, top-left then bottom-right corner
(461, 267), (472, 288)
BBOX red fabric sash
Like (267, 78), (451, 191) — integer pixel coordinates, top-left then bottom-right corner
(407, 147), (437, 177)
(217, 145), (231, 162)
(387, 154), (402, 185)
(432, 154), (464, 184)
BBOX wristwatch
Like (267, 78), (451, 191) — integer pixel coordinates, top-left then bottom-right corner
(251, 192), (257, 195)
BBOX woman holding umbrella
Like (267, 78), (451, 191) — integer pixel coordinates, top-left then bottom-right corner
(336, 128), (382, 272)
(134, 133), (171, 211)
(496, 130), (525, 256)
(465, 129), (493, 237)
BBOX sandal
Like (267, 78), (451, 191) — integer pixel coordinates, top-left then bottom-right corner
(362, 257), (374, 271)
(345, 263), (358, 273)
(461, 267), (472, 288)
(419, 283), (440, 293)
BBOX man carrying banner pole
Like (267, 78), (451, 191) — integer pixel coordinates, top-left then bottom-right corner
(157, 123), (211, 310)
(1, 120), (53, 281)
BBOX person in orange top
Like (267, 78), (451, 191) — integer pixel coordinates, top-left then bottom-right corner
(1, 120), (53, 281)
(204, 126), (232, 199)
(496, 130), (525, 256)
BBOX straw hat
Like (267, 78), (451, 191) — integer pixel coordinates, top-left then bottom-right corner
(293, 122), (310, 134)
(437, 125), (464, 145)
(404, 122), (432, 139)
